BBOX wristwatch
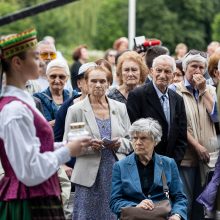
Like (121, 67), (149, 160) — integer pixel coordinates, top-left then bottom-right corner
(173, 213), (182, 219)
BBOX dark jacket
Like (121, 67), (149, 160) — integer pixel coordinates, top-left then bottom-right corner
(197, 152), (220, 211)
(126, 82), (187, 164)
(33, 87), (70, 122)
(54, 94), (79, 168)
(54, 95), (78, 142)
(70, 60), (82, 91)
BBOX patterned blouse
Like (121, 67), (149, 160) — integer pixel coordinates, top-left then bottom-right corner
(107, 88), (127, 104)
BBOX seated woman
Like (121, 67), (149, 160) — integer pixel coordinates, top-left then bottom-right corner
(64, 64), (133, 220)
(110, 118), (187, 220)
(34, 58), (71, 127)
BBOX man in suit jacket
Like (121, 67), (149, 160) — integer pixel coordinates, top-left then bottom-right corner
(127, 55), (187, 164)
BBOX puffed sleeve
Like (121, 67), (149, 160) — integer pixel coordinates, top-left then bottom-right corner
(0, 101), (70, 187)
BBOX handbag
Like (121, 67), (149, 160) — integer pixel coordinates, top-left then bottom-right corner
(120, 171), (171, 220)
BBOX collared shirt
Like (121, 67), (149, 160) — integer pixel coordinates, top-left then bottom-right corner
(108, 88), (127, 104)
(184, 78), (199, 101)
(169, 78), (218, 123)
(0, 85), (70, 186)
(184, 78), (218, 122)
(135, 154), (155, 197)
(153, 82), (170, 130)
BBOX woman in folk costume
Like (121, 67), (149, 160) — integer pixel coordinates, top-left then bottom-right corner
(0, 29), (91, 220)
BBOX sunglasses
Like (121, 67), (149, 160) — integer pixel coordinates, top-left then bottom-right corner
(185, 49), (207, 58)
(49, 74), (67, 80)
(40, 52), (57, 60)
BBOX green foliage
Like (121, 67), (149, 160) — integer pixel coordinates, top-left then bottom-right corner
(0, 1), (33, 36)
(1, 0), (220, 57)
(93, 0), (128, 50)
(136, 0), (180, 52)
(212, 13), (220, 41)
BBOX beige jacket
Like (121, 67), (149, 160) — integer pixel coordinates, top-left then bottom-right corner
(175, 82), (219, 183)
(63, 96), (132, 187)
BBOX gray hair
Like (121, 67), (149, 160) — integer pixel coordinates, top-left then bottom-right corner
(37, 40), (56, 52)
(182, 54), (207, 72)
(152, 55), (176, 72)
(129, 118), (162, 144)
(46, 58), (70, 76)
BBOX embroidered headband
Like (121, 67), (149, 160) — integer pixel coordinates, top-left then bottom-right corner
(0, 28), (38, 60)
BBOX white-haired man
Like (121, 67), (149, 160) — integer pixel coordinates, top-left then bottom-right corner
(174, 49), (219, 219)
(127, 55), (187, 165)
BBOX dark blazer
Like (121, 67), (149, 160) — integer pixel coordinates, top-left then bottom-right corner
(110, 153), (187, 220)
(127, 82), (187, 164)
(54, 94), (80, 168)
(54, 94), (79, 142)
(70, 60), (82, 91)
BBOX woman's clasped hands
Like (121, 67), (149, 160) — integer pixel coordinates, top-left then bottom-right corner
(90, 137), (121, 151)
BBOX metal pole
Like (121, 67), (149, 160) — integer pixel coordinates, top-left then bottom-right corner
(0, 0), (78, 26)
(128, 0), (136, 50)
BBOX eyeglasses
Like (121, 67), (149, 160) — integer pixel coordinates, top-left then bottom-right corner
(185, 49), (207, 58)
(48, 74), (67, 80)
(40, 52), (57, 60)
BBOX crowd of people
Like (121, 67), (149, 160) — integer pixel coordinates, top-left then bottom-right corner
(0, 28), (220, 220)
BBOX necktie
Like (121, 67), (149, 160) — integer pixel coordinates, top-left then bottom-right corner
(161, 95), (170, 125)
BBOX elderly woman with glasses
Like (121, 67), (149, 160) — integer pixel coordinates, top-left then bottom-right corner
(63, 64), (132, 220)
(110, 118), (187, 220)
(34, 58), (71, 127)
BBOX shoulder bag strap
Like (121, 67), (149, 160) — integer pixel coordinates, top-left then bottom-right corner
(161, 170), (169, 199)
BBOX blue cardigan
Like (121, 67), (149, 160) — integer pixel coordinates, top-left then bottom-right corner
(110, 152), (188, 220)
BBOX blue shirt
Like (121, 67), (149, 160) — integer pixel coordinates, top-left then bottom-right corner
(152, 82), (170, 131)
(169, 78), (218, 123)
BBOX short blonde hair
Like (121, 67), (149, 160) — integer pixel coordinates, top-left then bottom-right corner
(116, 51), (148, 85)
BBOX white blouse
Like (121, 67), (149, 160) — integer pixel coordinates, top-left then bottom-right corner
(0, 86), (70, 186)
